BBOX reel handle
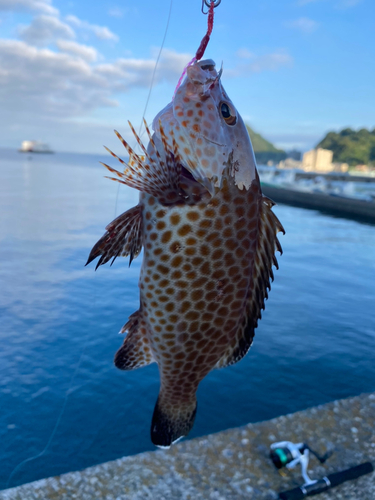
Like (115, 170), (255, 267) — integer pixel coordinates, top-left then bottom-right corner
(278, 462), (374, 500)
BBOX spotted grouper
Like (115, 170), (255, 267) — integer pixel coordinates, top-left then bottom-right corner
(86, 59), (284, 448)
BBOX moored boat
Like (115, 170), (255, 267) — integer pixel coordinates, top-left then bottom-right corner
(19, 141), (54, 154)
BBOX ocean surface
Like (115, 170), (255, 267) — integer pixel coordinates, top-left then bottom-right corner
(1, 148), (375, 489)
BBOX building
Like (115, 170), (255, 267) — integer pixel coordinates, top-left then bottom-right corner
(302, 148), (333, 172)
(332, 162), (349, 173)
(278, 158), (302, 170)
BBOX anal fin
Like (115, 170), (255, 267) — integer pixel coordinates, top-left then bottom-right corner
(86, 204), (142, 269)
(114, 310), (155, 370)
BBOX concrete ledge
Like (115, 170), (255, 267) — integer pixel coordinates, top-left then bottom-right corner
(1, 393), (374, 500)
(261, 184), (375, 222)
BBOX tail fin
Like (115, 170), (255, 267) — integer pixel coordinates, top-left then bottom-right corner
(150, 395), (197, 448)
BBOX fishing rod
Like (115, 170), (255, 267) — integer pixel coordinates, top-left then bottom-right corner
(270, 440), (374, 499)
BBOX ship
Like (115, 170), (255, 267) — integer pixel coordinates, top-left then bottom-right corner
(19, 141), (54, 154)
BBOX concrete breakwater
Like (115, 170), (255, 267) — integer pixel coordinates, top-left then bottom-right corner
(261, 184), (375, 222)
(1, 392), (374, 500)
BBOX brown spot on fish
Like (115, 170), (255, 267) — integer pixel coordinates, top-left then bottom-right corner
(200, 261), (210, 275)
(170, 214), (181, 225)
(157, 264), (169, 275)
(200, 245), (210, 257)
(171, 255), (183, 268)
(178, 224), (192, 237)
(219, 204), (229, 216)
(185, 247), (196, 256)
(170, 242), (181, 253)
(176, 280), (188, 289)
(160, 231), (172, 245)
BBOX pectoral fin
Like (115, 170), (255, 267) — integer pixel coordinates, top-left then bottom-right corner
(215, 194), (284, 369)
(114, 310), (155, 370)
(86, 204), (143, 269)
(102, 122), (209, 206)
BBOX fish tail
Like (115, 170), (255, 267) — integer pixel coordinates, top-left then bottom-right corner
(151, 393), (197, 448)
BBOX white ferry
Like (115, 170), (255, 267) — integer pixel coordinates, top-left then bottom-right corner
(19, 141), (54, 154)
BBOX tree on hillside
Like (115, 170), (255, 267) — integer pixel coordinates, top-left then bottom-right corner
(317, 128), (375, 166)
(245, 124), (286, 164)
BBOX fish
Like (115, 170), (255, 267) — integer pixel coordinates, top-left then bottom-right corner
(86, 58), (284, 448)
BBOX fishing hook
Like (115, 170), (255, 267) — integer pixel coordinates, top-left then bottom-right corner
(202, 0), (221, 14)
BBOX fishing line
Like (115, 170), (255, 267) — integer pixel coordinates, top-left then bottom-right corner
(113, 0), (174, 218)
(6, 344), (87, 488)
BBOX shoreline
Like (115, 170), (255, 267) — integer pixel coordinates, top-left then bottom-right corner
(1, 392), (374, 499)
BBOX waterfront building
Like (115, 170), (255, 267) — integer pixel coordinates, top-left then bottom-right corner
(302, 148), (333, 172)
(277, 158), (302, 169)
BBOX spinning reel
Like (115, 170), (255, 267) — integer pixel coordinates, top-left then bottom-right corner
(270, 440), (373, 499)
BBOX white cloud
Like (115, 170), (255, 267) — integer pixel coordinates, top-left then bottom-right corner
(228, 50), (293, 77)
(286, 17), (318, 34)
(65, 14), (119, 42)
(56, 40), (98, 62)
(18, 15), (75, 45)
(0, 40), (191, 124)
(236, 48), (255, 59)
(92, 25), (118, 41)
(0, 0), (58, 15)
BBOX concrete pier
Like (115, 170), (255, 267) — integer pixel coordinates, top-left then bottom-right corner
(1, 392), (374, 500)
(261, 185), (375, 222)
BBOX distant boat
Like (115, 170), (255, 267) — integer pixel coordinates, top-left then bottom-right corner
(19, 141), (54, 154)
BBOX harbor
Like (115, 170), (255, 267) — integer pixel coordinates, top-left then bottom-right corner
(258, 167), (375, 222)
(1, 149), (375, 492)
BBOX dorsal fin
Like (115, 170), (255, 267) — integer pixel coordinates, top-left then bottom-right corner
(85, 204), (143, 269)
(215, 193), (284, 369)
(114, 310), (155, 370)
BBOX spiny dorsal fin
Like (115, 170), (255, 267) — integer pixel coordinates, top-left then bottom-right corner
(114, 310), (155, 370)
(215, 191), (284, 369)
(85, 204), (143, 269)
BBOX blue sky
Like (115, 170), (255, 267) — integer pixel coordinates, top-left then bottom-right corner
(0, 0), (374, 153)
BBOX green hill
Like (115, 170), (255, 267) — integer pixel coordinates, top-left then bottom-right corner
(317, 128), (375, 166)
(246, 125), (286, 164)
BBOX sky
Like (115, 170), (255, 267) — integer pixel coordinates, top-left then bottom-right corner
(0, 0), (374, 154)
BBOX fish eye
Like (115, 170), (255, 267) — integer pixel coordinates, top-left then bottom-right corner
(219, 102), (237, 126)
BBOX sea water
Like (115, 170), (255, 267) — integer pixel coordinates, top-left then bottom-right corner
(1, 149), (375, 489)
